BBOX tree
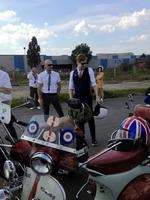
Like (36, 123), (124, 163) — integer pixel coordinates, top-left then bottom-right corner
(71, 43), (92, 65)
(27, 36), (41, 68)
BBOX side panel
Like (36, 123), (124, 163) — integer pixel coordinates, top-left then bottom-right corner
(119, 174), (150, 200)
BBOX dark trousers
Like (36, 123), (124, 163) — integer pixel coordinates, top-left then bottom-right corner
(76, 95), (96, 142)
(42, 93), (64, 118)
(5, 114), (18, 142)
(30, 87), (39, 107)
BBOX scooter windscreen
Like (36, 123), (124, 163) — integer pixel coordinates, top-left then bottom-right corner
(21, 115), (77, 155)
(0, 93), (11, 124)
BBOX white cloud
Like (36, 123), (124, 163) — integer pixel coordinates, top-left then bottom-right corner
(129, 34), (149, 42)
(0, 10), (18, 22)
(73, 20), (94, 35)
(118, 9), (150, 29)
(99, 24), (116, 33)
(73, 8), (150, 35)
(0, 10), (58, 54)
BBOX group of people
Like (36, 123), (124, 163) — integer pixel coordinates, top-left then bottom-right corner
(0, 53), (104, 146)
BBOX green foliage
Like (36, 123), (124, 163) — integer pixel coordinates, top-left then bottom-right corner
(27, 36), (41, 68)
(12, 98), (25, 107)
(71, 43), (92, 65)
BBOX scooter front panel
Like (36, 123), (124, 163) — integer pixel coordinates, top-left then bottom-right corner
(21, 167), (66, 200)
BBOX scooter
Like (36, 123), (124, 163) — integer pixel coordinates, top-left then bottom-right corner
(76, 94), (150, 200)
(0, 96), (150, 199)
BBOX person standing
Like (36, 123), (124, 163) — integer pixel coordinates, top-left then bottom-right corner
(69, 54), (100, 146)
(0, 69), (18, 142)
(38, 59), (64, 119)
(27, 67), (40, 109)
(96, 65), (104, 101)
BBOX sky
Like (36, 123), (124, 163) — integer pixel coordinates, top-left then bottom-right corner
(0, 0), (149, 55)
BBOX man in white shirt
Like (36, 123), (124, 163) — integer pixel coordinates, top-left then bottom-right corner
(0, 69), (18, 141)
(69, 54), (100, 146)
(27, 67), (40, 109)
(38, 59), (64, 119)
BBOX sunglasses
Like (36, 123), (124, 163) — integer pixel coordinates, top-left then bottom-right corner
(81, 62), (87, 65)
(48, 64), (53, 66)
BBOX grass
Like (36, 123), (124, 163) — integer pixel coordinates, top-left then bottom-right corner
(12, 88), (147, 108)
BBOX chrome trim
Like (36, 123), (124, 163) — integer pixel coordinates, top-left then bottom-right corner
(31, 152), (53, 174)
(21, 135), (76, 154)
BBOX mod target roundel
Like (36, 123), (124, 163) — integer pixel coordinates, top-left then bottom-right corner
(27, 121), (39, 135)
(60, 128), (75, 145)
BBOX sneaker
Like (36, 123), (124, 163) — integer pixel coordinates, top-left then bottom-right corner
(36, 106), (41, 110)
(30, 107), (35, 110)
(91, 140), (98, 147)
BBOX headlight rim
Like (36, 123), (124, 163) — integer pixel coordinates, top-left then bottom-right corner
(30, 152), (53, 175)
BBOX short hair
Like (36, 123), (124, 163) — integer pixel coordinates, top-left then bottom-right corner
(44, 59), (53, 65)
(76, 54), (87, 62)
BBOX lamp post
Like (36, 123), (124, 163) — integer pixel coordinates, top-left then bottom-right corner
(23, 47), (28, 72)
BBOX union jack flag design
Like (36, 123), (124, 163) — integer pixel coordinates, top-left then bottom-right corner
(120, 116), (150, 145)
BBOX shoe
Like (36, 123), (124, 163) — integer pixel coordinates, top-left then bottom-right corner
(91, 140), (97, 147)
(36, 106), (41, 110)
(30, 107), (35, 110)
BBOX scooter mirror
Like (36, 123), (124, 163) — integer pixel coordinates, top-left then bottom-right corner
(0, 102), (11, 124)
(3, 160), (16, 181)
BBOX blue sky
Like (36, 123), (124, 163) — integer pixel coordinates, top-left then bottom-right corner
(0, 0), (149, 55)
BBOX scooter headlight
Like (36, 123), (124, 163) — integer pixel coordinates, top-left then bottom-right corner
(31, 152), (53, 174)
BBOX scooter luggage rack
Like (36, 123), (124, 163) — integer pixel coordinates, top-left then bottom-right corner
(21, 135), (77, 154)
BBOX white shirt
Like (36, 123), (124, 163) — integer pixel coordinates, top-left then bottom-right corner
(27, 71), (38, 88)
(38, 70), (61, 93)
(69, 67), (96, 90)
(0, 70), (12, 102)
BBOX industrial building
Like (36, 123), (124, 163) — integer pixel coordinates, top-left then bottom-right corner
(0, 52), (136, 72)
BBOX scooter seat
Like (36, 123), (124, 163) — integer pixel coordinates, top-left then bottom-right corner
(134, 105), (150, 123)
(87, 148), (147, 175)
